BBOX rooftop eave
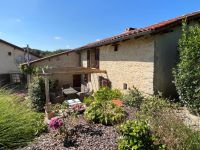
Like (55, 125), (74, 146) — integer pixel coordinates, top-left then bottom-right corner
(73, 30), (153, 52)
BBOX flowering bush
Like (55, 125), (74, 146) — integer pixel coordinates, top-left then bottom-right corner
(49, 117), (63, 130)
(71, 103), (86, 112)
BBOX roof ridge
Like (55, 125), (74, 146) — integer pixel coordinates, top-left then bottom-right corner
(0, 39), (41, 58)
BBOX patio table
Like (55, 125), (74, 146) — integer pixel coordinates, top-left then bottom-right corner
(62, 87), (78, 95)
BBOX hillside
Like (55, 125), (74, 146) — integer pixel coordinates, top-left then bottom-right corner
(26, 48), (71, 58)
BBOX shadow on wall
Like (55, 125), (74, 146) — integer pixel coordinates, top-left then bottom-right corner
(0, 74), (10, 86)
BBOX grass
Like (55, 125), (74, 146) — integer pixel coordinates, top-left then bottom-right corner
(0, 89), (45, 150)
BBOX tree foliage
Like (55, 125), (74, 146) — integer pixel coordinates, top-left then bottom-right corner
(173, 19), (200, 114)
(29, 48), (70, 58)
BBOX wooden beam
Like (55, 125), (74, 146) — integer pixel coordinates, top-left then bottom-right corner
(47, 67), (107, 74)
(51, 69), (106, 74)
(39, 73), (52, 76)
(49, 67), (88, 71)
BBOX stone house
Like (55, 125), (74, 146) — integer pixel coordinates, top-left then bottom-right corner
(26, 11), (200, 98)
(25, 50), (80, 88)
(0, 39), (40, 85)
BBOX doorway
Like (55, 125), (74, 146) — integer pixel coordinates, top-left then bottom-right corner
(73, 74), (81, 88)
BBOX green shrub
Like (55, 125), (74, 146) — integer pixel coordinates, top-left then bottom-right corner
(49, 79), (59, 91)
(140, 96), (173, 116)
(94, 86), (122, 101)
(84, 100), (126, 125)
(28, 77), (58, 112)
(173, 20), (200, 114)
(118, 120), (165, 150)
(83, 96), (94, 106)
(28, 76), (46, 112)
(0, 89), (45, 149)
(123, 86), (144, 108)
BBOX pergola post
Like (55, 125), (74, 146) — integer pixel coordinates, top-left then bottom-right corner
(44, 75), (50, 122)
(27, 74), (31, 87)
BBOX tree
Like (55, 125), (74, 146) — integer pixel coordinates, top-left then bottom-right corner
(173, 19), (200, 115)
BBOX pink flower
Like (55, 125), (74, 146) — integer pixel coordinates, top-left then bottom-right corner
(49, 117), (63, 129)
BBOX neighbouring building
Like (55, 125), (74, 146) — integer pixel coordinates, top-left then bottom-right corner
(24, 11), (200, 98)
(0, 39), (40, 85)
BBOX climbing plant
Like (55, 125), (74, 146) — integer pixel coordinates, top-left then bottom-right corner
(19, 64), (39, 75)
(19, 65), (49, 75)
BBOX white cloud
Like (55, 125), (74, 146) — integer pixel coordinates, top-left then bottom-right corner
(53, 36), (62, 40)
(96, 39), (100, 41)
(16, 19), (22, 22)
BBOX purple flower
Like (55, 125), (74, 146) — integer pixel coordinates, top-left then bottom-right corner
(49, 117), (63, 129)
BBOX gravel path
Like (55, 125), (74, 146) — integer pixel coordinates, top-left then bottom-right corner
(65, 123), (118, 150)
(19, 123), (118, 150)
(175, 107), (200, 131)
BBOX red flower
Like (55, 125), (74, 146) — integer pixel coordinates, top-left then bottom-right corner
(112, 99), (123, 107)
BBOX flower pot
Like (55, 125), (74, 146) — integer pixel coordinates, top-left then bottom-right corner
(48, 111), (55, 119)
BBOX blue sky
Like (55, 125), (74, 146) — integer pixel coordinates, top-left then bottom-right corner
(0, 0), (200, 51)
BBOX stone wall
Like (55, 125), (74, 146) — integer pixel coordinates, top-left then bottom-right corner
(81, 36), (155, 94)
(32, 52), (80, 88)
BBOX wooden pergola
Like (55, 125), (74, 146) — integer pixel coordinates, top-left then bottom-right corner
(41, 67), (107, 122)
(46, 67), (107, 74)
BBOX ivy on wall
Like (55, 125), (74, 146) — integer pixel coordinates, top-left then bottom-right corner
(19, 65), (49, 75)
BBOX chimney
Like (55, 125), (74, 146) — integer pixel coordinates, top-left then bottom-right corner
(125, 27), (137, 32)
